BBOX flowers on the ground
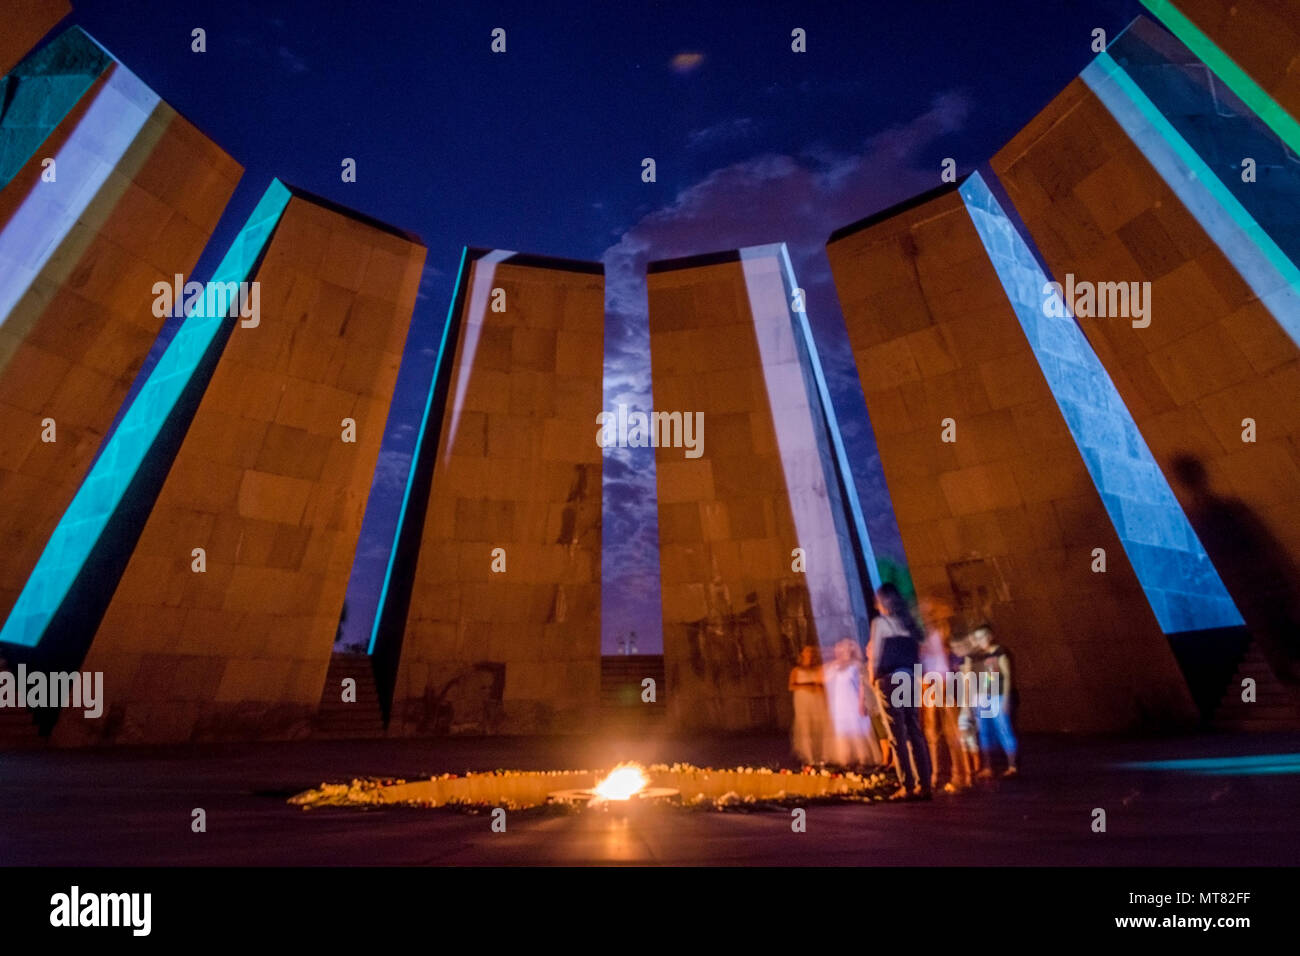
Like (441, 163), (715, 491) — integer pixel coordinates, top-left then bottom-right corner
(288, 761), (895, 813)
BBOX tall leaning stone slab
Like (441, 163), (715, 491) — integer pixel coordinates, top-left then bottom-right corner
(0, 27), (241, 657)
(376, 251), (604, 736)
(992, 29), (1300, 683)
(827, 183), (1198, 732)
(5, 180), (423, 744)
(648, 245), (873, 733)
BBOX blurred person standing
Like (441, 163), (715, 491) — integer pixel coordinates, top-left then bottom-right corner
(968, 624), (1018, 778)
(824, 637), (882, 768)
(919, 597), (972, 793)
(950, 631), (982, 775)
(867, 583), (933, 800)
(789, 645), (827, 766)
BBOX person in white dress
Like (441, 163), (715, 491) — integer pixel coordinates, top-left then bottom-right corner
(788, 645), (827, 766)
(823, 637), (883, 768)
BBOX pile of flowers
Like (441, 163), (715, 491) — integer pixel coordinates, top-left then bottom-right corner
(288, 762), (896, 813)
(288, 778), (402, 809)
(657, 762), (896, 812)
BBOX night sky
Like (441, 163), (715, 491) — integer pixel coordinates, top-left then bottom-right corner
(69, 0), (1143, 653)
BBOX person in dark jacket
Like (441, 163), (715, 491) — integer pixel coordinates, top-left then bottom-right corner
(866, 583), (933, 800)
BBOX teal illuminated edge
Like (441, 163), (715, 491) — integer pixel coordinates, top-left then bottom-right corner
(1137, 0), (1300, 158)
(367, 247), (469, 656)
(1085, 52), (1300, 347)
(0, 179), (292, 648)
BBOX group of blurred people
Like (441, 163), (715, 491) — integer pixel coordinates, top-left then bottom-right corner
(788, 583), (1019, 801)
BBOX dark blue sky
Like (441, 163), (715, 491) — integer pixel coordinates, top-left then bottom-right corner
(70, 0), (1143, 652)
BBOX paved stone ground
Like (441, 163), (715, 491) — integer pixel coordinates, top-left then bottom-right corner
(1, 731), (1297, 865)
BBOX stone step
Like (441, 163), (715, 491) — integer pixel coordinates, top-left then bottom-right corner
(316, 722), (383, 734)
(600, 702), (668, 713)
(315, 713), (386, 726)
(323, 663), (378, 675)
(600, 656), (666, 715)
(600, 705), (668, 721)
(314, 653), (385, 738)
(305, 727), (388, 739)
(601, 655), (665, 672)
(1213, 639), (1300, 731)
(599, 685), (660, 697)
(601, 681), (665, 693)
(315, 713), (381, 723)
(601, 659), (665, 669)
(1221, 692), (1291, 710)
(1222, 671), (1290, 694)
(317, 699), (383, 712)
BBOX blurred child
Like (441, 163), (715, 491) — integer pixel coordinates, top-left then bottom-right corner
(950, 633), (982, 775)
(967, 624), (1018, 778)
(824, 637), (882, 767)
(919, 597), (972, 793)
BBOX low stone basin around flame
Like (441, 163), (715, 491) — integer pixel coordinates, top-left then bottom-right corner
(289, 764), (891, 811)
(547, 785), (681, 805)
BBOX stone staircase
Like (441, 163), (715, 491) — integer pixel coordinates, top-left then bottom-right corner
(0, 655), (45, 750)
(314, 653), (387, 738)
(1213, 641), (1300, 731)
(600, 654), (668, 734)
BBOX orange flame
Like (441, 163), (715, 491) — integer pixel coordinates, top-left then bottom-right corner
(592, 764), (648, 801)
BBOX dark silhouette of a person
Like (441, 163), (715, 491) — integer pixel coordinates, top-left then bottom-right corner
(1172, 454), (1300, 684)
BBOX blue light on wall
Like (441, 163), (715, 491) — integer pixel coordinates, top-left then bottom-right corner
(961, 171), (1242, 634)
(0, 180), (291, 648)
(740, 243), (874, 649)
